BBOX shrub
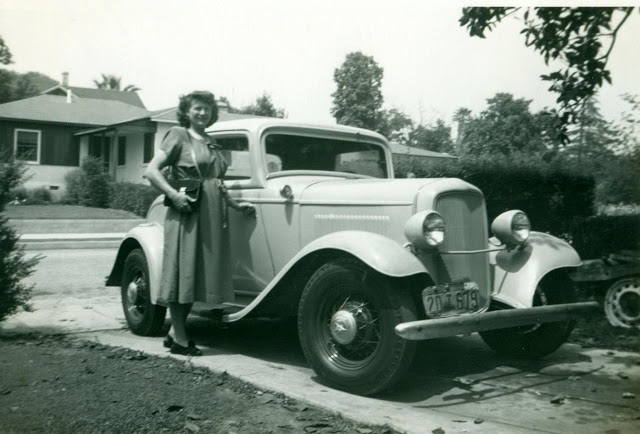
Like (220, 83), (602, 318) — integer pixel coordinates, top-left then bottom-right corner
(0, 151), (38, 322)
(394, 154), (595, 236)
(568, 214), (640, 259)
(110, 182), (160, 217)
(63, 156), (111, 208)
(10, 186), (52, 205)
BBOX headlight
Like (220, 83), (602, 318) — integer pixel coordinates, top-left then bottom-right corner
(491, 210), (531, 247)
(404, 210), (446, 249)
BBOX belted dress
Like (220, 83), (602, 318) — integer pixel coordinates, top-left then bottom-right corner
(157, 126), (234, 305)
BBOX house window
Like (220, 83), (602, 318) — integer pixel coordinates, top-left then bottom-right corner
(143, 133), (154, 164)
(14, 129), (41, 163)
(88, 135), (111, 171)
(118, 136), (126, 166)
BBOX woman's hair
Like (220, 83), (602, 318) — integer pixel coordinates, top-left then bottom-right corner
(176, 90), (219, 127)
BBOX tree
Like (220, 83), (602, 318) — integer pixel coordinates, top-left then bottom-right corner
(0, 70), (57, 104)
(0, 36), (12, 65)
(93, 73), (140, 91)
(0, 151), (39, 322)
(378, 108), (413, 143)
(457, 93), (549, 157)
(409, 120), (455, 154)
(331, 52), (385, 131)
(460, 7), (635, 141)
(236, 93), (286, 118)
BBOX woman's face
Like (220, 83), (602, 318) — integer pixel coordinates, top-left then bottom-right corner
(187, 100), (213, 129)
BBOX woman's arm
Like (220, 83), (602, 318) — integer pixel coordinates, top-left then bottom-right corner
(220, 181), (256, 216)
(143, 150), (193, 211)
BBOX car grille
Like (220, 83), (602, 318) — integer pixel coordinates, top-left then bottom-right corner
(435, 192), (490, 294)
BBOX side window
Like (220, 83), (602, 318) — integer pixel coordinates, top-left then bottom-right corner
(14, 129), (41, 163)
(214, 135), (251, 180)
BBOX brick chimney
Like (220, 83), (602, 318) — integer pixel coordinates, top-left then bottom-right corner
(61, 72), (69, 87)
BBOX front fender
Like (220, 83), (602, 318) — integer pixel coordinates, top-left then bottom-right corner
(490, 231), (581, 308)
(105, 223), (164, 304)
(226, 231), (427, 322)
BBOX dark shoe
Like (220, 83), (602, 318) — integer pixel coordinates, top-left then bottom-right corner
(164, 335), (195, 349)
(163, 335), (174, 348)
(170, 341), (202, 356)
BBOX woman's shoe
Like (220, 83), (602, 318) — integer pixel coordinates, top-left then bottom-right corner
(164, 335), (195, 349)
(170, 341), (202, 356)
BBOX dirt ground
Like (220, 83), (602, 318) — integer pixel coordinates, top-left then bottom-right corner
(1, 309), (637, 434)
(0, 334), (399, 434)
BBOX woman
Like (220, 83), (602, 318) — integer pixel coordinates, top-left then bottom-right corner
(144, 91), (255, 356)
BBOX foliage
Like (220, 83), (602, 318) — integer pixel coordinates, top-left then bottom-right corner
(456, 93), (555, 157)
(109, 182), (159, 217)
(93, 73), (140, 91)
(394, 153), (595, 236)
(63, 157), (111, 208)
(0, 150), (38, 323)
(408, 120), (455, 154)
(234, 93), (286, 118)
(331, 52), (385, 131)
(0, 69), (57, 104)
(569, 214), (640, 259)
(10, 186), (52, 205)
(0, 35), (12, 65)
(460, 7), (635, 141)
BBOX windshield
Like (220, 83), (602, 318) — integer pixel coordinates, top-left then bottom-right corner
(264, 133), (388, 178)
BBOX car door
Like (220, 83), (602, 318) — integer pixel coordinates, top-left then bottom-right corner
(213, 133), (275, 296)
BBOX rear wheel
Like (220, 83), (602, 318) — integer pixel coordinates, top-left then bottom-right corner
(298, 258), (417, 395)
(480, 274), (576, 359)
(121, 249), (166, 336)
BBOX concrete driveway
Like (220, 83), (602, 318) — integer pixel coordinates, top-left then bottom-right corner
(2, 249), (639, 434)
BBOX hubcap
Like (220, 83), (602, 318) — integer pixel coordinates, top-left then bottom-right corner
(605, 279), (640, 328)
(127, 279), (139, 305)
(331, 310), (358, 345)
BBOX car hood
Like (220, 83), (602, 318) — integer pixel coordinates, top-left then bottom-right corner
(297, 177), (477, 206)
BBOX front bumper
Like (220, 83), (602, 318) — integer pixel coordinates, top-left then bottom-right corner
(395, 301), (598, 340)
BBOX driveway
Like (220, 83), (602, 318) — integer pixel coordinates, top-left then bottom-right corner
(2, 249), (639, 434)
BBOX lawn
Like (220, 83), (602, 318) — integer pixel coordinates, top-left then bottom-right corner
(4, 205), (140, 220)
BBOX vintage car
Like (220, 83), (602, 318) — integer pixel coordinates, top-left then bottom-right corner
(106, 118), (597, 395)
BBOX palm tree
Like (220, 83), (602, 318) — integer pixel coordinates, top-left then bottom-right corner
(93, 73), (140, 92)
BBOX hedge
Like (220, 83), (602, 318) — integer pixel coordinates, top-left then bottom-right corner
(568, 214), (640, 259)
(394, 156), (595, 236)
(109, 182), (160, 218)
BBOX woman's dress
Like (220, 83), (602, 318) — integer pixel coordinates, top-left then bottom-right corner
(157, 126), (233, 305)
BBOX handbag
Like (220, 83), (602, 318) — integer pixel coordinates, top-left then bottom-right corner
(163, 129), (207, 212)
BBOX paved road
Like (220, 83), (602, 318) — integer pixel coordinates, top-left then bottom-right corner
(2, 249), (640, 433)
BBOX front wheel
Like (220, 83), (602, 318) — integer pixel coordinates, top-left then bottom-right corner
(121, 249), (166, 336)
(298, 258), (417, 396)
(480, 273), (576, 359)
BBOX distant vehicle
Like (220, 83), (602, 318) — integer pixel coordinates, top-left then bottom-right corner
(106, 119), (597, 395)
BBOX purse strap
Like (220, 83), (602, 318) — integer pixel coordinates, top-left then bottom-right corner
(184, 128), (208, 181)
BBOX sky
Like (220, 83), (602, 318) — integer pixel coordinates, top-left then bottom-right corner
(1, 0), (639, 127)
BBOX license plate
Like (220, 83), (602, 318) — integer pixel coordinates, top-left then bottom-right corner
(422, 281), (481, 318)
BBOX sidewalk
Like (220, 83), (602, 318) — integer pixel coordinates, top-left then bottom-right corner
(11, 219), (143, 250)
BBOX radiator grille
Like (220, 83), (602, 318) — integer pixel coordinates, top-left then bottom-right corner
(435, 192), (490, 292)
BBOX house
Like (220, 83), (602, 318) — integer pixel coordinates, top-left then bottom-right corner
(0, 76), (254, 200)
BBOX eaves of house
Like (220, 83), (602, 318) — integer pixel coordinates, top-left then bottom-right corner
(0, 94), (151, 127)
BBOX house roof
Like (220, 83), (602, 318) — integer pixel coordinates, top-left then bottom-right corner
(388, 142), (457, 159)
(41, 85), (145, 108)
(0, 94), (151, 126)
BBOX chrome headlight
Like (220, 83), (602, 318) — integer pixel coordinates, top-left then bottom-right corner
(404, 210), (446, 250)
(491, 210), (531, 247)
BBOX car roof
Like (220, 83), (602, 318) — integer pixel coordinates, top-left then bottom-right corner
(207, 118), (388, 142)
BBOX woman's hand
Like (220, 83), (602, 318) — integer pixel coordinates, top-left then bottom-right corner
(171, 192), (195, 213)
(237, 201), (256, 217)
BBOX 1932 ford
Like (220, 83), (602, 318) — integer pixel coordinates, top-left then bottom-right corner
(106, 119), (597, 395)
